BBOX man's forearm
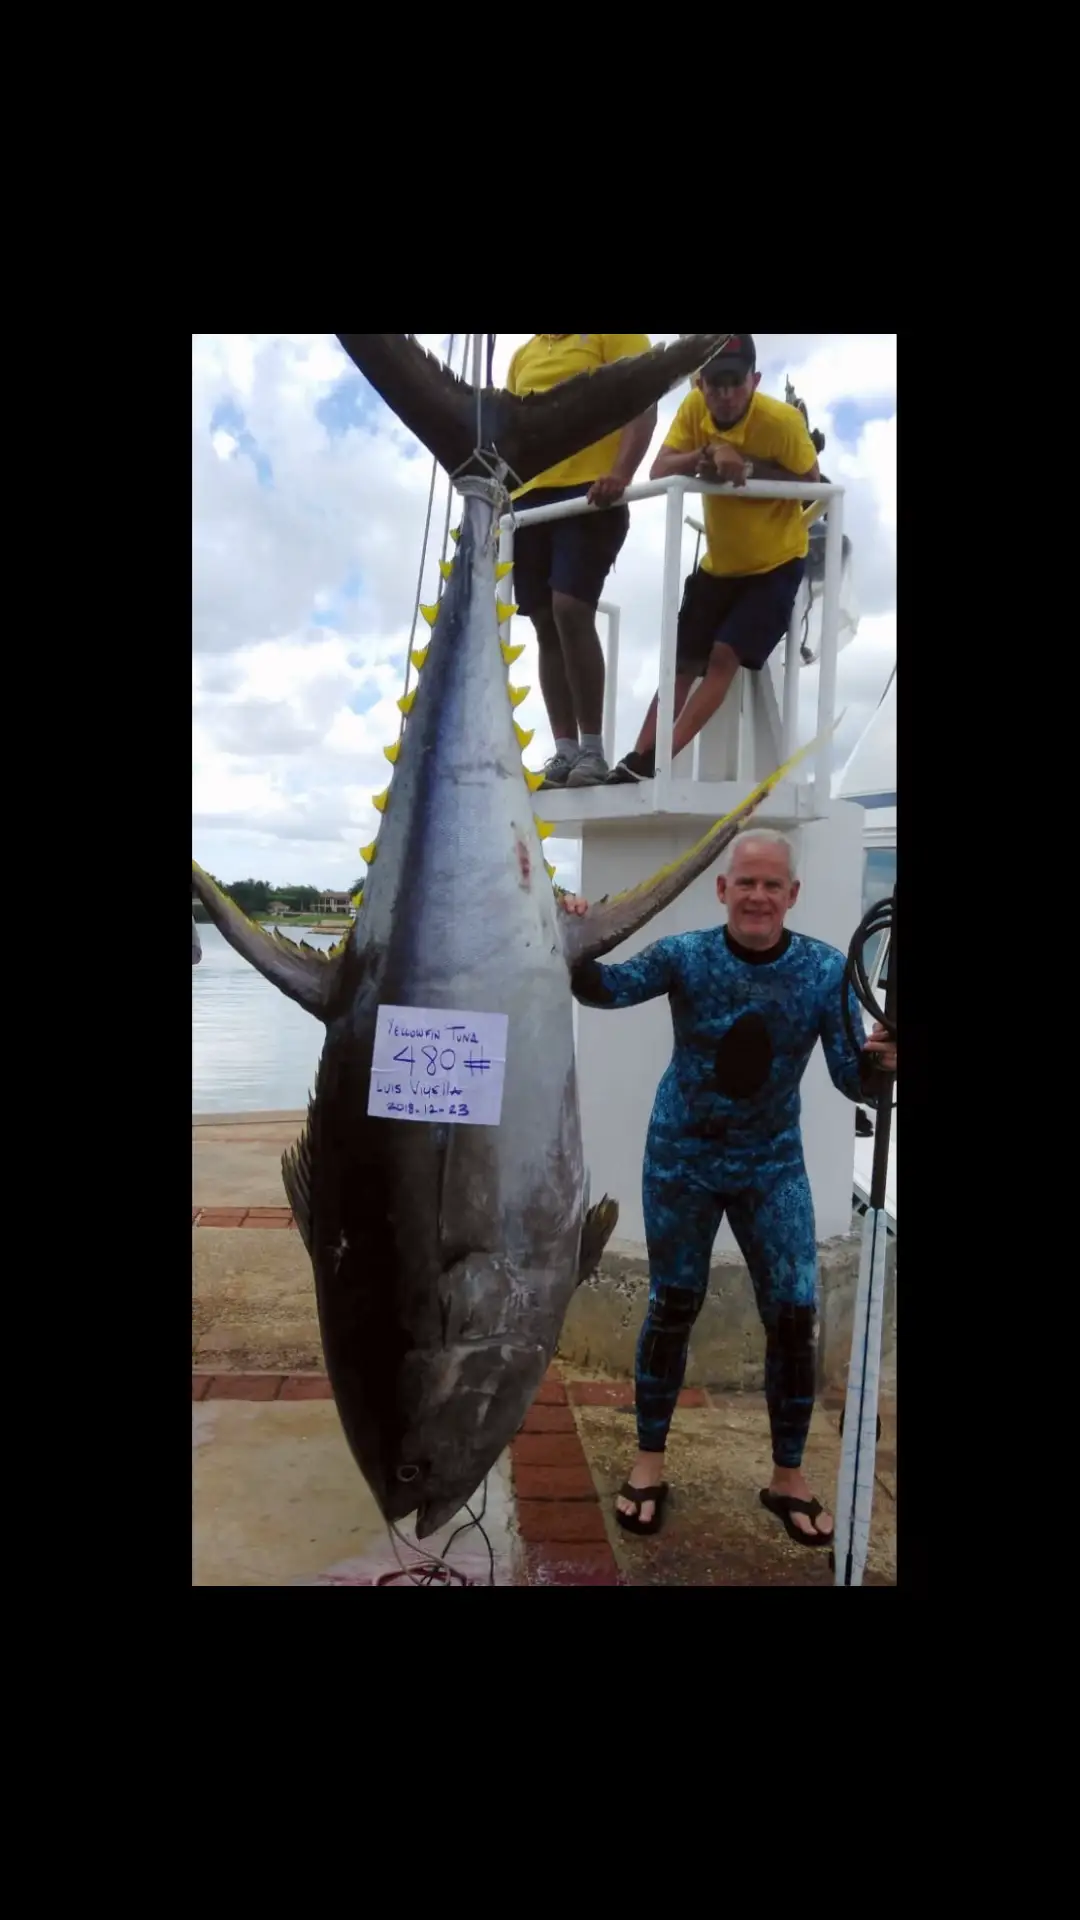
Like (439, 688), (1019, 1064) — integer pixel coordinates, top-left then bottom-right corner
(650, 446), (703, 481)
(741, 456), (815, 483)
(611, 413), (656, 484)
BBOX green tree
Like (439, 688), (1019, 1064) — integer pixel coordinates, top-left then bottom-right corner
(228, 878), (272, 916)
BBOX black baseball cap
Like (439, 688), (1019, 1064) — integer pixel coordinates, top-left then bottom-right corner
(701, 334), (756, 382)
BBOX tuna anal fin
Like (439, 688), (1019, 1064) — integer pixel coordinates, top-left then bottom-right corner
(191, 862), (339, 1019)
(281, 1110), (315, 1254)
(577, 1196), (619, 1286)
(562, 718), (842, 966)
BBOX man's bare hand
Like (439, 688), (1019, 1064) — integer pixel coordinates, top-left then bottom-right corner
(704, 442), (751, 486)
(557, 893), (589, 915)
(588, 473), (629, 507)
(863, 1022), (896, 1073)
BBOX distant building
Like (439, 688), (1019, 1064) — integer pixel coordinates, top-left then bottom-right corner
(317, 891), (353, 914)
(268, 900), (292, 916)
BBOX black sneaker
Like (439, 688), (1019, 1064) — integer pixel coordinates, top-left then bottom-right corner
(855, 1109), (874, 1137)
(606, 748), (655, 784)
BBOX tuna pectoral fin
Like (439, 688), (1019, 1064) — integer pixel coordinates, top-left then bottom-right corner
(334, 334), (733, 486)
(191, 861), (341, 1018)
(562, 719), (842, 967)
(578, 1196), (619, 1286)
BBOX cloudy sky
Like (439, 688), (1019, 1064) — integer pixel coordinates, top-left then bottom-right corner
(192, 333), (896, 891)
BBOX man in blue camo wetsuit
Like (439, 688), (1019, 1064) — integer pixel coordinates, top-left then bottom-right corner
(561, 828), (896, 1546)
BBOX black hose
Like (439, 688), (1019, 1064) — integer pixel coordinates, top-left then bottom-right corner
(842, 893), (895, 1072)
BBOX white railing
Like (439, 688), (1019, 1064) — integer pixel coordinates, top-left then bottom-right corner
(597, 600), (620, 766)
(497, 474), (844, 804)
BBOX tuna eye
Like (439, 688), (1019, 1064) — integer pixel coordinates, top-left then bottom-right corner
(397, 1464), (420, 1483)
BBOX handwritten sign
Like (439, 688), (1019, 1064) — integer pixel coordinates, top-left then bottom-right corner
(368, 1005), (509, 1127)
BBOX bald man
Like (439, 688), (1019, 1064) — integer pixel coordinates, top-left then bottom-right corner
(560, 829), (895, 1547)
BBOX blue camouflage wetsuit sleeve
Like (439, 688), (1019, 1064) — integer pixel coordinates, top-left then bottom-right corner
(570, 927), (877, 1469)
(818, 957), (884, 1109)
(570, 939), (679, 1011)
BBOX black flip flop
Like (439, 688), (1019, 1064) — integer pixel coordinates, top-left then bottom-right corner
(615, 1481), (668, 1536)
(759, 1488), (834, 1547)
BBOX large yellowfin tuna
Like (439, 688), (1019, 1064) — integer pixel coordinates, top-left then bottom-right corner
(192, 332), (822, 1537)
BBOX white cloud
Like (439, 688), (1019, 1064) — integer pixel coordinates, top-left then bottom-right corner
(192, 333), (895, 891)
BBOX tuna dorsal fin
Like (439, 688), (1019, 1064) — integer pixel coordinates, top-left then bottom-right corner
(334, 334), (734, 486)
(561, 720), (843, 968)
(191, 862), (342, 1019)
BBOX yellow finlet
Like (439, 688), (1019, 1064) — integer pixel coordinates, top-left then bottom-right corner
(535, 818), (555, 841)
(495, 560), (513, 581)
(351, 889), (364, 908)
(438, 559), (453, 580)
(450, 527), (461, 544)
(397, 691), (416, 715)
(410, 646), (429, 671)
(501, 641), (524, 665)
(372, 788), (390, 813)
(523, 767), (545, 792)
(419, 603), (439, 628)
(383, 742), (400, 765)
(514, 723), (534, 749)
(545, 862), (557, 879)
(508, 684), (529, 708)
(360, 841), (378, 865)
(496, 600), (518, 624)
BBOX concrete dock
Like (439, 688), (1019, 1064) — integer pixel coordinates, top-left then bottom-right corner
(192, 1114), (896, 1588)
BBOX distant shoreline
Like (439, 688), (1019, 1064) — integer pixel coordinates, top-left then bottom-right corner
(193, 913), (353, 934)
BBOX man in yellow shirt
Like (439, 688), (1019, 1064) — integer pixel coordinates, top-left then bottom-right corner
(506, 334), (656, 789)
(606, 335), (820, 785)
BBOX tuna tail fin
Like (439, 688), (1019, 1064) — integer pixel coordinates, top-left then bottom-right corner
(561, 719), (843, 968)
(191, 861), (342, 1019)
(333, 334), (734, 486)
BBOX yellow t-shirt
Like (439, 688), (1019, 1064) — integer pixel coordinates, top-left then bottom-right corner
(664, 387), (817, 577)
(506, 333), (652, 496)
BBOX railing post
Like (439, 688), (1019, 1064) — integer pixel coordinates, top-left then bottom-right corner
(497, 514), (514, 625)
(599, 603), (620, 768)
(814, 489), (844, 800)
(782, 592), (801, 761)
(654, 481), (686, 798)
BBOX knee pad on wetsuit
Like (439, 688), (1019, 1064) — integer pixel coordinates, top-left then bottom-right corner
(640, 1285), (702, 1385)
(770, 1301), (817, 1400)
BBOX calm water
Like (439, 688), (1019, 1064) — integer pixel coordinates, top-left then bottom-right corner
(192, 922), (341, 1113)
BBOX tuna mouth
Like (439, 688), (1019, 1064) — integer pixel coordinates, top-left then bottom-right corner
(415, 1489), (486, 1540)
(378, 1480), (487, 1541)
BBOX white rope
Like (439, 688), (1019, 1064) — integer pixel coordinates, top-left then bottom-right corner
(392, 332), (470, 747)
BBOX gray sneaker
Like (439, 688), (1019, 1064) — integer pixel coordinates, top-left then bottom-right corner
(539, 751), (579, 790)
(566, 746), (610, 787)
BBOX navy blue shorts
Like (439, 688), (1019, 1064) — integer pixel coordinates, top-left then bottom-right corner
(675, 556), (806, 674)
(510, 483), (630, 618)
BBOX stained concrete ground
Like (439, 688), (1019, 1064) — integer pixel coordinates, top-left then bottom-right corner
(193, 1115), (896, 1588)
(582, 1391), (895, 1587)
(193, 1398), (518, 1586)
